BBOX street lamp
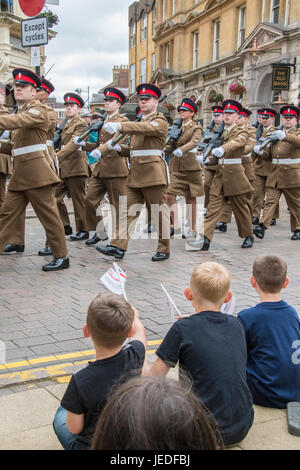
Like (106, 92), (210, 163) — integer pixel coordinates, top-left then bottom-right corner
(247, 37), (265, 66)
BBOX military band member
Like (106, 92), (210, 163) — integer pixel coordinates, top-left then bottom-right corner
(55, 93), (89, 241)
(83, 87), (129, 246)
(186, 99), (254, 251)
(0, 68), (69, 271)
(97, 83), (170, 261)
(252, 108), (279, 225)
(0, 83), (12, 210)
(253, 105), (300, 241)
(166, 98), (203, 239)
(203, 106), (224, 213)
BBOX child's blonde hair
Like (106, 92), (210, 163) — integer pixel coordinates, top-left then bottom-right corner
(190, 262), (231, 305)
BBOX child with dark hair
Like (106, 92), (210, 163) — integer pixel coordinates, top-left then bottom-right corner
(238, 255), (300, 408)
(90, 375), (222, 450)
(52, 292), (147, 450)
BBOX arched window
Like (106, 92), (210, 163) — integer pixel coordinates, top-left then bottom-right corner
(130, 20), (136, 47)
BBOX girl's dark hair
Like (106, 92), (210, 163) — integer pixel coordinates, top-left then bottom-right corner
(90, 375), (222, 450)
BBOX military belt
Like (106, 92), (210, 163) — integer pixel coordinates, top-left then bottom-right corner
(12, 144), (47, 157)
(218, 158), (242, 165)
(272, 158), (300, 165)
(130, 150), (163, 157)
(243, 153), (252, 158)
(46, 140), (54, 147)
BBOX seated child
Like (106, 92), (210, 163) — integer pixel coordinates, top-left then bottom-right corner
(147, 261), (254, 446)
(238, 255), (300, 408)
(53, 292), (147, 450)
(90, 375), (222, 450)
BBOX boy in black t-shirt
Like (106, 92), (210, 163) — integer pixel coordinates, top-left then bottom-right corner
(146, 262), (254, 446)
(53, 293), (147, 450)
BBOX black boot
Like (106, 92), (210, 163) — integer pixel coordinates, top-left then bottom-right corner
(241, 236), (254, 248)
(69, 231), (89, 241)
(42, 257), (70, 272)
(64, 225), (73, 236)
(3, 244), (25, 253)
(270, 218), (276, 226)
(96, 245), (125, 259)
(85, 232), (108, 245)
(252, 217), (259, 225)
(38, 246), (52, 256)
(151, 252), (170, 261)
(215, 222), (227, 232)
(185, 235), (210, 251)
(253, 223), (266, 239)
(291, 230), (300, 240)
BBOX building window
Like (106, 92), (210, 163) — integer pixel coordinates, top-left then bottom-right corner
(152, 53), (156, 73)
(270, 0), (280, 24)
(130, 64), (136, 94)
(193, 32), (198, 70)
(152, 7), (156, 35)
(0, 0), (13, 13)
(140, 58), (146, 83)
(162, 0), (166, 22)
(213, 20), (220, 62)
(140, 11), (147, 42)
(237, 6), (246, 48)
(130, 21), (136, 48)
(166, 43), (170, 68)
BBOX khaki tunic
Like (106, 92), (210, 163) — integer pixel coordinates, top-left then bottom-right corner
(84, 112), (129, 235)
(167, 120), (204, 199)
(111, 112), (170, 254)
(0, 106), (13, 208)
(46, 104), (59, 174)
(0, 99), (67, 258)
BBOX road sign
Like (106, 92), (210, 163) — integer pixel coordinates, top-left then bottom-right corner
(21, 16), (48, 48)
(19, 0), (46, 17)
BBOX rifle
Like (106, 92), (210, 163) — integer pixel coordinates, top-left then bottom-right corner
(165, 118), (183, 146)
(53, 116), (68, 150)
(197, 120), (216, 153)
(110, 87), (177, 147)
(201, 121), (225, 163)
(77, 111), (108, 141)
(259, 125), (283, 151)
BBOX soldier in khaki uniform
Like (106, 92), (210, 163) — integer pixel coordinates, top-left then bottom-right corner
(187, 99), (254, 251)
(55, 93), (89, 241)
(0, 68), (69, 271)
(166, 98), (203, 239)
(216, 107), (256, 232)
(81, 87), (129, 246)
(97, 83), (170, 261)
(252, 108), (279, 225)
(253, 105), (300, 241)
(0, 83), (12, 209)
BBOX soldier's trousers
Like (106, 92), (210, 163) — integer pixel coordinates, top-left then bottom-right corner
(0, 186), (67, 258)
(204, 169), (215, 209)
(0, 173), (7, 210)
(56, 176), (88, 232)
(261, 186), (300, 231)
(252, 175), (280, 220)
(85, 175), (127, 239)
(111, 184), (170, 254)
(204, 191), (253, 241)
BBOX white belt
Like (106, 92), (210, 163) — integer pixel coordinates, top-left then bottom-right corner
(272, 158), (300, 165)
(130, 149), (163, 157)
(243, 153), (252, 158)
(46, 140), (54, 147)
(218, 158), (242, 165)
(12, 144), (47, 157)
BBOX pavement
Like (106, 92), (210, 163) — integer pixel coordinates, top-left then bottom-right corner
(0, 196), (299, 450)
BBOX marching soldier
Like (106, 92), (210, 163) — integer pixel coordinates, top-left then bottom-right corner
(253, 105), (300, 241)
(166, 98), (203, 239)
(83, 87), (129, 246)
(186, 99), (254, 251)
(216, 107), (256, 232)
(0, 68), (69, 271)
(252, 108), (279, 225)
(97, 83), (170, 261)
(0, 83), (12, 210)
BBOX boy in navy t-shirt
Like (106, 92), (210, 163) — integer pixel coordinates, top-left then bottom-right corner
(238, 255), (300, 408)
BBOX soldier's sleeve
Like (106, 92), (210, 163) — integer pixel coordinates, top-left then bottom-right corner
(56, 120), (87, 160)
(100, 116), (130, 157)
(0, 104), (46, 130)
(120, 116), (168, 137)
(244, 129), (256, 155)
(284, 130), (300, 147)
(48, 108), (57, 138)
(179, 126), (202, 154)
(223, 130), (248, 155)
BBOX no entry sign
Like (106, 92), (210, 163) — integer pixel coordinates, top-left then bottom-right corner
(19, 0), (46, 17)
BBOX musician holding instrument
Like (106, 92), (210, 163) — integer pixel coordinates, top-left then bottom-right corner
(165, 98), (203, 239)
(253, 105), (300, 241)
(186, 99), (254, 251)
(96, 83), (170, 262)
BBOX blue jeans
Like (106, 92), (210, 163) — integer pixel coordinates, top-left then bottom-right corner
(53, 406), (77, 450)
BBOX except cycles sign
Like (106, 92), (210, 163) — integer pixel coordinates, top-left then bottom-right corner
(21, 16), (48, 47)
(19, 0), (46, 17)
